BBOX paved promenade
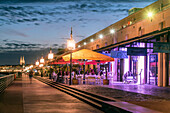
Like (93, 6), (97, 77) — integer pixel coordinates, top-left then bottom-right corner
(0, 74), (102, 113)
(71, 84), (170, 113)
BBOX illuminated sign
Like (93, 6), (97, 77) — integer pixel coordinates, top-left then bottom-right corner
(127, 47), (147, 56)
(153, 42), (170, 53)
(111, 50), (128, 58)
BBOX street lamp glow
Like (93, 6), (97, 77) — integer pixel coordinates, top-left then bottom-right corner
(90, 39), (94, 42)
(84, 42), (86, 45)
(48, 49), (54, 60)
(78, 45), (81, 48)
(39, 64), (43, 67)
(67, 39), (75, 50)
(147, 12), (153, 18)
(40, 57), (45, 64)
(99, 34), (103, 39)
(110, 29), (115, 34)
(67, 27), (76, 85)
(35, 60), (39, 66)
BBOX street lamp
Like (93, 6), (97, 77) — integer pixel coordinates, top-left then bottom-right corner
(147, 11), (153, 22)
(40, 56), (45, 64)
(35, 60), (39, 66)
(39, 64), (44, 67)
(67, 27), (75, 85)
(48, 48), (54, 60)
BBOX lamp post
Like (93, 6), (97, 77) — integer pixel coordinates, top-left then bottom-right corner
(67, 27), (75, 85)
(48, 48), (54, 79)
(40, 56), (45, 64)
(48, 48), (54, 60)
(35, 60), (39, 66)
(40, 56), (45, 77)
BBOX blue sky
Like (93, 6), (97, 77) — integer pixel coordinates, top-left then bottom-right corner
(0, 0), (156, 65)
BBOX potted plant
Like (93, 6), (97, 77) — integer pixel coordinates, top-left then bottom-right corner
(103, 66), (109, 85)
(80, 70), (84, 75)
(72, 69), (78, 85)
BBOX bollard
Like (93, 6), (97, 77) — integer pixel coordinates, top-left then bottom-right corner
(14, 74), (16, 80)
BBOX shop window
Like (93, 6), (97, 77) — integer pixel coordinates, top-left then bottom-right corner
(159, 21), (165, 30)
(138, 27), (144, 36)
(125, 34), (129, 40)
(96, 44), (100, 49)
(138, 27), (142, 36)
(149, 54), (158, 85)
(105, 42), (107, 46)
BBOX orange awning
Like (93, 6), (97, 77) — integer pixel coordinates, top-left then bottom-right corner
(63, 49), (114, 61)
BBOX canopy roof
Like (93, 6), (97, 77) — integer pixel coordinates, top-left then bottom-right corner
(51, 59), (110, 65)
(63, 49), (114, 61)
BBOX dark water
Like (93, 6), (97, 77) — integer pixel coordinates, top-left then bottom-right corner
(0, 74), (5, 77)
(0, 0), (156, 3)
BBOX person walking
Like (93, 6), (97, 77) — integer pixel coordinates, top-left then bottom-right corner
(29, 70), (33, 84)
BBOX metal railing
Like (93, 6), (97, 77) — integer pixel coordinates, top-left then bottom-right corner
(0, 74), (14, 93)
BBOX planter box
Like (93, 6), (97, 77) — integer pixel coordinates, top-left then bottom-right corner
(103, 79), (109, 85)
(72, 79), (78, 85)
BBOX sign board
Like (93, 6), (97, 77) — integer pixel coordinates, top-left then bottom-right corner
(111, 50), (128, 59)
(127, 47), (147, 56)
(149, 54), (158, 62)
(153, 42), (170, 53)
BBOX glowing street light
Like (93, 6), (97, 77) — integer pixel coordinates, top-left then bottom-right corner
(67, 27), (76, 85)
(90, 39), (94, 42)
(84, 42), (87, 45)
(40, 57), (45, 64)
(147, 12), (153, 18)
(39, 64), (43, 67)
(147, 11), (153, 21)
(78, 45), (81, 48)
(48, 49), (54, 60)
(67, 28), (75, 50)
(30, 65), (33, 68)
(35, 60), (39, 66)
(99, 34), (103, 39)
(110, 29), (115, 34)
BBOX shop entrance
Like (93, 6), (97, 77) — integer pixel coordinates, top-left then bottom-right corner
(149, 54), (158, 85)
(117, 59), (124, 81)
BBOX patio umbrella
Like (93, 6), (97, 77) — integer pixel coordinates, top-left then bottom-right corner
(62, 49), (114, 61)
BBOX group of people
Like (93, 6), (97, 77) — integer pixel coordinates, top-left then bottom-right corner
(123, 71), (136, 84)
(49, 70), (70, 83)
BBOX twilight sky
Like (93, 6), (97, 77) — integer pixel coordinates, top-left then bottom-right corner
(0, 0), (156, 65)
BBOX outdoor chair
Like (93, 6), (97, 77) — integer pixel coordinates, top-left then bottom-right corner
(87, 77), (96, 85)
(95, 76), (101, 84)
(77, 76), (83, 85)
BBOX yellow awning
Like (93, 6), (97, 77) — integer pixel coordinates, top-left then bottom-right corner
(63, 49), (114, 61)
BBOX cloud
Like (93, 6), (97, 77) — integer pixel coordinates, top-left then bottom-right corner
(53, 44), (58, 46)
(2, 29), (28, 37)
(0, 39), (64, 53)
(0, 0), (156, 26)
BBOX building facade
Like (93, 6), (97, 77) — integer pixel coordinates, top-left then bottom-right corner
(76, 0), (170, 87)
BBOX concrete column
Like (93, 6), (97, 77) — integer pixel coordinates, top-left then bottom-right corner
(144, 56), (147, 84)
(158, 53), (163, 87)
(158, 36), (163, 87)
(158, 34), (169, 87)
(144, 43), (147, 84)
(163, 53), (169, 87)
(163, 34), (169, 87)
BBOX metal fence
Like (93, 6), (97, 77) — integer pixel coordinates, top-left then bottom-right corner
(0, 74), (14, 93)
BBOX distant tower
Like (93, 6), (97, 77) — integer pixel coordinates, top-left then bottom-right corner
(22, 56), (25, 65)
(20, 56), (25, 65)
(20, 56), (23, 65)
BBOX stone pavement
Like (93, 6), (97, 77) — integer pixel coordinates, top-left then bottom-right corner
(102, 83), (170, 99)
(71, 84), (170, 113)
(0, 74), (103, 113)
